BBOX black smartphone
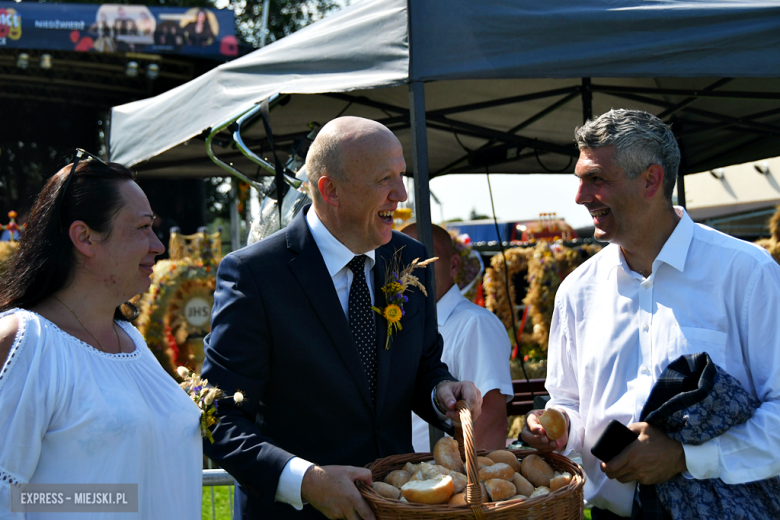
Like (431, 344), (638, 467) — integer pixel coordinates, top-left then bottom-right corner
(590, 419), (639, 462)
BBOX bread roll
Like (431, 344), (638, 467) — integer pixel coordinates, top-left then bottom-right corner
(403, 462), (420, 474)
(477, 456), (495, 469)
(448, 471), (467, 494)
(401, 475), (454, 505)
(520, 454), (555, 488)
(447, 493), (467, 507)
(486, 450), (521, 472)
(431, 464), (452, 476)
(550, 472), (572, 491)
(507, 495), (527, 501)
(384, 470), (411, 488)
(409, 469), (425, 482)
(434, 437), (465, 473)
(529, 486), (550, 498)
(484, 479), (517, 502)
(539, 408), (567, 441)
(478, 462), (515, 482)
(372, 482), (401, 499)
(511, 472), (535, 497)
(420, 462), (444, 479)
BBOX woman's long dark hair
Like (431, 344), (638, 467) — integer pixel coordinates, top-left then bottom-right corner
(0, 157), (140, 321)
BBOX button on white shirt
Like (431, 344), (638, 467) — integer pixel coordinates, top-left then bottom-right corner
(546, 207), (780, 516)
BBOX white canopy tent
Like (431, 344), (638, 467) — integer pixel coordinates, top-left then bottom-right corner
(109, 0), (780, 249)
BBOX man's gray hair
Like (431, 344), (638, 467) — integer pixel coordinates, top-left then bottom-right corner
(575, 109), (680, 201)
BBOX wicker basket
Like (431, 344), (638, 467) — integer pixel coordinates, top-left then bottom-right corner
(359, 402), (585, 519)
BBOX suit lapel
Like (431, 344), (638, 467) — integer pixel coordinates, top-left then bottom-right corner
(286, 208), (374, 410)
(373, 242), (392, 415)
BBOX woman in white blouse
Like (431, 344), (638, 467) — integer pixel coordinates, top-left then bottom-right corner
(0, 151), (202, 519)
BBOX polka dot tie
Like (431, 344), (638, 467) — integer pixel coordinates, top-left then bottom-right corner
(347, 255), (377, 403)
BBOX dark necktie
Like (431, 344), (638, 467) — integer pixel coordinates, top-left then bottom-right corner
(347, 255), (377, 402)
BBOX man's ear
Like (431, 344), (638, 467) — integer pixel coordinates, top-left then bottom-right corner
(68, 221), (98, 258)
(449, 252), (460, 279)
(317, 176), (340, 208)
(643, 164), (665, 200)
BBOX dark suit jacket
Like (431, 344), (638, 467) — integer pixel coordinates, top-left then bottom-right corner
(202, 205), (453, 519)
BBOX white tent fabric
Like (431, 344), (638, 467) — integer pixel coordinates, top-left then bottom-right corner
(111, 0), (409, 166)
(109, 0), (780, 176)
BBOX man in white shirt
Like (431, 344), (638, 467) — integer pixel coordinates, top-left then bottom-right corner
(402, 223), (513, 452)
(202, 116), (482, 520)
(521, 109), (780, 519)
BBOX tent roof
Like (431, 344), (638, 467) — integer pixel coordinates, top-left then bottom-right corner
(109, 0), (780, 181)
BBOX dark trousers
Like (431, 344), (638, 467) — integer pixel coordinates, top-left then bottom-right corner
(591, 507), (629, 520)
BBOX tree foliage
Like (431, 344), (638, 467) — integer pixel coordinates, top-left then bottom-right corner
(229, 0), (344, 47)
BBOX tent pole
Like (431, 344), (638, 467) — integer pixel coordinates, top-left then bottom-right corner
(582, 77), (592, 124)
(259, 0), (271, 48)
(409, 79), (444, 451)
(230, 177), (241, 251)
(409, 81), (435, 274)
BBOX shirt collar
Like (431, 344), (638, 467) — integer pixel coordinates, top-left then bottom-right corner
(436, 283), (464, 327)
(607, 206), (693, 280)
(653, 206), (693, 274)
(306, 207), (375, 277)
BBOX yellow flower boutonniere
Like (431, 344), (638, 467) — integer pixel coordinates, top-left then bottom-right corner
(372, 248), (438, 350)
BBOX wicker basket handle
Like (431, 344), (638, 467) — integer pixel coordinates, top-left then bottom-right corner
(456, 401), (487, 520)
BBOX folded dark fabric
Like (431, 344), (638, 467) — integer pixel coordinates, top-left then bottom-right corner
(632, 352), (780, 520)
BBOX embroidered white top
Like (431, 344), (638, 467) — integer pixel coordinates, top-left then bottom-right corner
(546, 208), (780, 516)
(0, 309), (202, 520)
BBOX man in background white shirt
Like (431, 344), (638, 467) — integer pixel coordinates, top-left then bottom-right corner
(403, 223), (513, 451)
(521, 109), (780, 519)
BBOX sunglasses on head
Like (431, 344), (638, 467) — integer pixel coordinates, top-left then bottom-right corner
(57, 148), (107, 228)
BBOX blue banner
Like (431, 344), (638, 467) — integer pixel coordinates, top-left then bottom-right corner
(0, 2), (237, 59)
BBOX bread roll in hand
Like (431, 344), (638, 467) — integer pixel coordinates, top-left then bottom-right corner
(538, 408), (567, 441)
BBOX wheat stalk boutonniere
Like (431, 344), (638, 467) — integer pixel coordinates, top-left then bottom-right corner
(177, 366), (244, 443)
(372, 248), (438, 350)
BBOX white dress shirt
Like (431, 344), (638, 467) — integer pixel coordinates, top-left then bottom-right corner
(275, 208), (376, 509)
(546, 207), (780, 517)
(411, 284), (513, 452)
